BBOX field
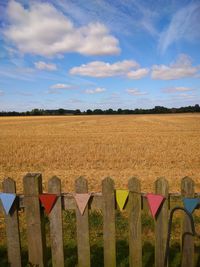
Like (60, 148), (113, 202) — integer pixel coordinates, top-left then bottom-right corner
(0, 114), (200, 193)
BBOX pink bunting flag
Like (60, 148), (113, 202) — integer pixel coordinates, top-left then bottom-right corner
(39, 194), (58, 215)
(74, 193), (91, 215)
(146, 193), (165, 218)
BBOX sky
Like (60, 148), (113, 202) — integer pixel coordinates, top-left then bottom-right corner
(0, 0), (200, 111)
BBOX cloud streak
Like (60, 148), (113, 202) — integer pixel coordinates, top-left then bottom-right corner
(159, 2), (200, 53)
(85, 88), (106, 94)
(0, 90), (4, 96)
(48, 83), (74, 94)
(126, 88), (147, 96)
(163, 87), (193, 93)
(35, 61), (57, 71)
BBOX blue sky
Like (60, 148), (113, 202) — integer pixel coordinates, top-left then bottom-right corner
(0, 0), (200, 111)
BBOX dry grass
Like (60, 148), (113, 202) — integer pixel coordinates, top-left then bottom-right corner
(0, 114), (200, 193)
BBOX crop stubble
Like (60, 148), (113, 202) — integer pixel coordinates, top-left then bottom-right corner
(0, 114), (200, 193)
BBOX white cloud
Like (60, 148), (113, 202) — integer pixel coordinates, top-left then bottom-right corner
(126, 88), (147, 96)
(159, 2), (200, 53)
(50, 83), (73, 89)
(34, 61), (57, 71)
(0, 90), (4, 96)
(85, 87), (106, 94)
(151, 54), (199, 80)
(163, 87), (193, 93)
(48, 83), (74, 94)
(127, 68), (149, 79)
(70, 60), (139, 77)
(4, 1), (120, 57)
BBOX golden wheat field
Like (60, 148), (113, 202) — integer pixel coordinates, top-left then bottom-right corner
(0, 114), (200, 193)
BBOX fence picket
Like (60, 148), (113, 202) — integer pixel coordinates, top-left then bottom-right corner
(23, 173), (47, 267)
(128, 177), (142, 267)
(181, 177), (195, 267)
(48, 176), (64, 267)
(102, 177), (116, 267)
(75, 177), (90, 267)
(2, 177), (22, 267)
(155, 177), (169, 267)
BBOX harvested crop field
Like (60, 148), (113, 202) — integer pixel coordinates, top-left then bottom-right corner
(0, 114), (200, 193)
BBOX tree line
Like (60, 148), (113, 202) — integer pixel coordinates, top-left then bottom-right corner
(0, 104), (200, 116)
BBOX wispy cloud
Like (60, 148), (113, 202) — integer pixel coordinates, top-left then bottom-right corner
(48, 83), (74, 94)
(151, 54), (200, 80)
(126, 88), (147, 96)
(159, 2), (200, 53)
(15, 91), (33, 96)
(85, 87), (106, 94)
(35, 61), (57, 71)
(0, 90), (4, 96)
(171, 93), (197, 100)
(163, 86), (193, 93)
(50, 83), (73, 89)
(0, 66), (35, 81)
(55, 0), (159, 37)
(4, 1), (120, 57)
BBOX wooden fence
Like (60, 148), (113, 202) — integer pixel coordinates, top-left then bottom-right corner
(0, 173), (199, 267)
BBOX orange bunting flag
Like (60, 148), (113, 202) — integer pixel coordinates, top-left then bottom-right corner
(146, 193), (165, 218)
(39, 194), (58, 215)
(74, 193), (91, 215)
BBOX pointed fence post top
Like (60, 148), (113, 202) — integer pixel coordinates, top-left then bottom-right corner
(181, 176), (194, 197)
(155, 177), (169, 196)
(102, 177), (114, 191)
(48, 176), (61, 192)
(3, 177), (16, 192)
(75, 177), (88, 193)
(128, 177), (140, 191)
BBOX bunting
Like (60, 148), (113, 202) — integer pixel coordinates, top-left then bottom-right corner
(116, 190), (129, 211)
(183, 198), (200, 214)
(0, 193), (16, 214)
(39, 193), (58, 214)
(146, 193), (165, 218)
(74, 193), (91, 215)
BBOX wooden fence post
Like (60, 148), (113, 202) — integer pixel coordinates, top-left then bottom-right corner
(23, 173), (47, 267)
(102, 177), (116, 267)
(75, 177), (90, 267)
(181, 177), (194, 267)
(48, 176), (64, 267)
(155, 177), (169, 267)
(2, 177), (22, 267)
(128, 177), (142, 267)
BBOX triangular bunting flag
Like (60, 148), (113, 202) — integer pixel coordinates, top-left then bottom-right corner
(183, 198), (199, 214)
(39, 194), (58, 214)
(116, 190), (129, 211)
(0, 193), (16, 214)
(146, 193), (165, 218)
(74, 193), (91, 215)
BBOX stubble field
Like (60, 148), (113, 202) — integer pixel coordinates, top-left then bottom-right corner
(0, 114), (200, 193)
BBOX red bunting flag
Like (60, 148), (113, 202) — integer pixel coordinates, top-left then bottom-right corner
(74, 193), (91, 215)
(39, 194), (58, 215)
(146, 193), (165, 218)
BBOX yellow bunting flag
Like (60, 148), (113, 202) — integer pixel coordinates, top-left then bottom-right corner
(116, 190), (129, 211)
